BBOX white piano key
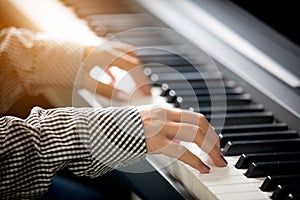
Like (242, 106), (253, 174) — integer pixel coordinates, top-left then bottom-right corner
(216, 191), (270, 200)
(197, 174), (251, 186)
(209, 184), (261, 194)
(191, 175), (202, 199)
(203, 165), (242, 177)
(174, 162), (193, 190)
(249, 178), (266, 186)
(163, 142), (273, 199)
(224, 155), (240, 165)
(248, 177), (265, 183)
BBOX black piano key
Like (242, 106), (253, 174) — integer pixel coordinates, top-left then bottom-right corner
(145, 65), (198, 73)
(245, 161), (300, 178)
(168, 87), (244, 96)
(140, 55), (194, 66)
(159, 84), (170, 96)
(286, 193), (300, 200)
(215, 123), (288, 133)
(137, 46), (187, 56)
(152, 72), (222, 82)
(144, 65), (213, 74)
(194, 104), (265, 114)
(206, 112), (274, 126)
(221, 130), (298, 148)
(235, 151), (300, 169)
(114, 36), (174, 46)
(163, 80), (236, 89)
(141, 53), (209, 64)
(153, 81), (230, 91)
(223, 138), (300, 156)
(166, 90), (177, 102)
(271, 184), (300, 200)
(178, 94), (251, 108)
(142, 55), (211, 64)
(261, 175), (300, 191)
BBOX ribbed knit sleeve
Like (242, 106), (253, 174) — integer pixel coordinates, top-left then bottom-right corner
(0, 106), (147, 199)
(0, 27), (85, 114)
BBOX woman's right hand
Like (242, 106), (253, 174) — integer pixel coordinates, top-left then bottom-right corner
(138, 105), (227, 173)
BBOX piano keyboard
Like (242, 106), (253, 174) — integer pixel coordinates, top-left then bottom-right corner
(4, 0), (299, 199)
(60, 1), (300, 199)
(60, 0), (300, 199)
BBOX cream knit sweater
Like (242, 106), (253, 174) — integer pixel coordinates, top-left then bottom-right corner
(0, 27), (86, 114)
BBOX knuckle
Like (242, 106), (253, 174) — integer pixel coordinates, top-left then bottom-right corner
(152, 119), (165, 127)
(152, 106), (166, 117)
(197, 127), (203, 134)
(199, 113), (210, 127)
(199, 113), (207, 121)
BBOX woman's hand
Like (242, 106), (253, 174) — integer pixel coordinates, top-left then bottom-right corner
(82, 41), (151, 100)
(138, 105), (227, 173)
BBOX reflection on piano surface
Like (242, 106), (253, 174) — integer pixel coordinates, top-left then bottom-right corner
(2, 0), (299, 199)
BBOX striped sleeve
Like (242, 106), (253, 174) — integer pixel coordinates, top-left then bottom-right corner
(0, 106), (147, 199)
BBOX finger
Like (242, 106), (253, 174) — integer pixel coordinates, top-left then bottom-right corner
(109, 50), (141, 71)
(164, 108), (203, 126)
(127, 67), (151, 95)
(82, 48), (138, 72)
(105, 68), (116, 83)
(165, 109), (219, 148)
(83, 73), (129, 101)
(84, 47), (150, 95)
(202, 125), (227, 167)
(161, 141), (210, 173)
(95, 82), (129, 101)
(119, 49), (137, 57)
(163, 120), (227, 167)
(163, 121), (199, 142)
(109, 51), (151, 95)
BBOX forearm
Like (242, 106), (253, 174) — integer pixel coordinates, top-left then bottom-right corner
(0, 106), (146, 199)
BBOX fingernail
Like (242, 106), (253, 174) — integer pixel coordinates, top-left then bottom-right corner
(202, 164), (210, 172)
(221, 155), (228, 165)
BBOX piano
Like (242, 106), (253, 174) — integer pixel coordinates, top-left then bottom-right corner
(1, 0), (299, 199)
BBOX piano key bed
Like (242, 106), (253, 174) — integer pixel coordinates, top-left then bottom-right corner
(61, 0), (300, 199)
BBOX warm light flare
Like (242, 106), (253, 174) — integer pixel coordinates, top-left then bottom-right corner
(10, 0), (103, 45)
